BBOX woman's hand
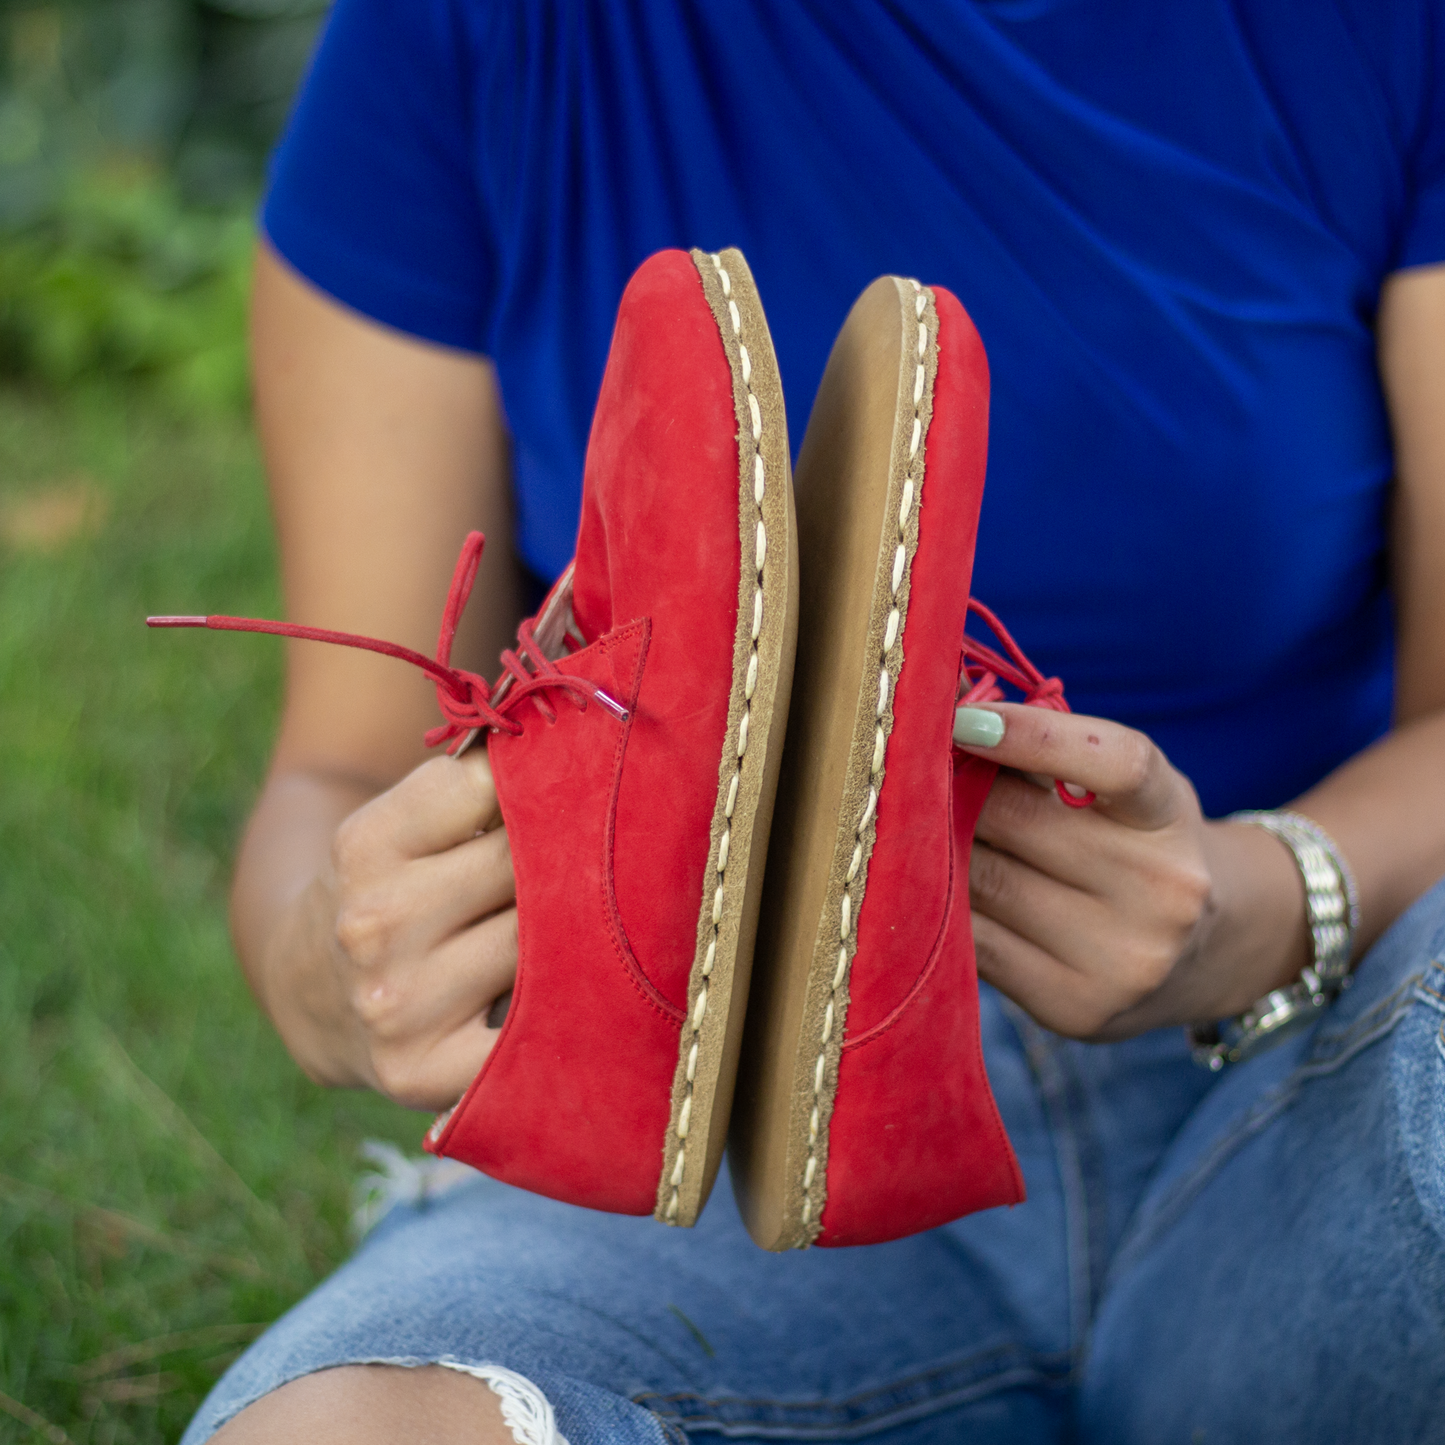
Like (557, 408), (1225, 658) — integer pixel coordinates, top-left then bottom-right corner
(957, 702), (1311, 1040)
(230, 247), (525, 1111)
(260, 750), (517, 1111)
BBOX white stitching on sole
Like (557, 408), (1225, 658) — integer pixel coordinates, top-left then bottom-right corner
(437, 1360), (569, 1445)
(663, 252), (769, 1222)
(798, 280), (931, 1232)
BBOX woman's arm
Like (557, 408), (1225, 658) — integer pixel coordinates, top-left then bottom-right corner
(230, 242), (525, 1106)
(963, 264), (1445, 1040)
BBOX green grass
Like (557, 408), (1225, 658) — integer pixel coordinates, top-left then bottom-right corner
(0, 383), (418, 1444)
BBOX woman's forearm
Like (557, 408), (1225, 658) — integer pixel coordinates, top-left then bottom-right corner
(1233, 265), (1445, 992)
(231, 246), (524, 1098)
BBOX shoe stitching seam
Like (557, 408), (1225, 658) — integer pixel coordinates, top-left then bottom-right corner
(660, 252), (771, 1223)
(599, 620), (687, 1026)
(798, 280), (934, 1238)
(839, 792), (954, 1052)
(424, 622), (665, 1155)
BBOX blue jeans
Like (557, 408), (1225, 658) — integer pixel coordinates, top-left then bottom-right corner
(184, 878), (1445, 1444)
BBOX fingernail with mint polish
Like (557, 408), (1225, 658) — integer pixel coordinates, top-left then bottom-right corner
(953, 706), (1005, 748)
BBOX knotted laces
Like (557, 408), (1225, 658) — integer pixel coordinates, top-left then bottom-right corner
(959, 598), (1095, 809)
(148, 531), (629, 753)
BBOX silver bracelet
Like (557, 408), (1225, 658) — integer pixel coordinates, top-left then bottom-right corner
(1187, 810), (1360, 1071)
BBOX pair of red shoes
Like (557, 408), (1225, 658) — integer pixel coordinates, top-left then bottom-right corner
(154, 249), (1086, 1250)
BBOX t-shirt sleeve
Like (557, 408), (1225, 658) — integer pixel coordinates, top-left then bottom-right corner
(262, 0), (496, 352)
(1396, 3), (1445, 268)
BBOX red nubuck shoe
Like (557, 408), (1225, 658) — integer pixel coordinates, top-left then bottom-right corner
(730, 276), (1091, 1250)
(152, 249), (798, 1227)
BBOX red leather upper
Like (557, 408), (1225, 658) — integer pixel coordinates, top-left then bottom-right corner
(428, 251), (742, 1211)
(818, 287), (1025, 1247)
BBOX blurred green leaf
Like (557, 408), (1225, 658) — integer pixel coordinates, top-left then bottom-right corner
(0, 1), (329, 206)
(0, 167), (253, 409)
(0, 2), (328, 410)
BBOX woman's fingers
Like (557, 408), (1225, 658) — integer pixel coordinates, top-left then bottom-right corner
(974, 769), (1198, 901)
(975, 771), (1104, 892)
(334, 824), (516, 966)
(350, 907), (517, 1042)
(351, 749), (502, 862)
(373, 1013), (501, 1112)
(351, 907), (518, 1108)
(969, 841), (1180, 1017)
(972, 907), (1160, 1040)
(318, 747), (521, 1109)
(424, 907), (519, 1025)
(970, 912), (1102, 1038)
(969, 839), (1098, 969)
(404, 825), (516, 937)
(957, 705), (1225, 1040)
(955, 702), (1180, 831)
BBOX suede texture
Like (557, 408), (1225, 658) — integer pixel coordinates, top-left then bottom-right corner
(843, 290), (984, 1037)
(573, 250), (740, 1014)
(819, 288), (1024, 1246)
(771, 279), (942, 1247)
(433, 621), (682, 1214)
(429, 250), (749, 1216)
(820, 753), (1024, 1245)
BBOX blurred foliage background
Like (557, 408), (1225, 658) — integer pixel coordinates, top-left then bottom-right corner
(0, 5), (429, 1443)
(0, 0), (328, 409)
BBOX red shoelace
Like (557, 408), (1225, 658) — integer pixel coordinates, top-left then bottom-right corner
(959, 599), (1095, 809)
(148, 531), (629, 754)
(151, 531), (1092, 807)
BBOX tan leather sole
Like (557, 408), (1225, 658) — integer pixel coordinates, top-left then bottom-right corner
(729, 276), (938, 1250)
(652, 248), (799, 1228)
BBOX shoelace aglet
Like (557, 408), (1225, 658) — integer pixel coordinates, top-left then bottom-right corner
(147, 615), (209, 627)
(593, 689), (630, 723)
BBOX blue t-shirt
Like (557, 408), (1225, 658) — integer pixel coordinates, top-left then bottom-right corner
(263, 0), (1445, 817)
